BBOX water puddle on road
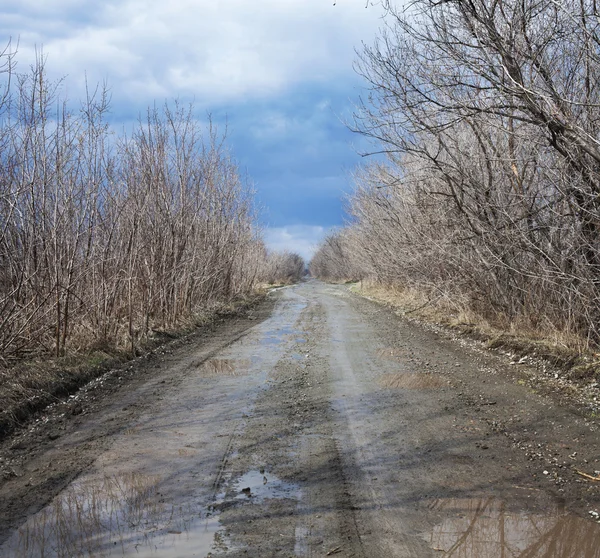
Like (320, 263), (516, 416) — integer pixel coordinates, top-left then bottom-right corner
(378, 373), (446, 389)
(291, 353), (306, 361)
(260, 327), (303, 347)
(258, 302), (306, 348)
(234, 470), (301, 503)
(428, 497), (600, 557)
(1, 472), (229, 557)
(260, 334), (284, 346)
(198, 358), (251, 376)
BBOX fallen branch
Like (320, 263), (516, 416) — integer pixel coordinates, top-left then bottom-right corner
(574, 469), (600, 481)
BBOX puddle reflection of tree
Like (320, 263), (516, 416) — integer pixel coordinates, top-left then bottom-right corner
(431, 497), (600, 557)
(5, 472), (175, 557)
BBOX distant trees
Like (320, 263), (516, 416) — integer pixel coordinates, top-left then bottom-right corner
(308, 230), (360, 282)
(261, 250), (305, 285)
(312, 0), (600, 346)
(0, 50), (266, 362)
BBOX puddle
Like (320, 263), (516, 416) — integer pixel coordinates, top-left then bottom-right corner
(259, 322), (304, 348)
(291, 353), (305, 361)
(429, 498), (600, 557)
(1, 472), (228, 557)
(199, 358), (251, 376)
(260, 335), (282, 345)
(234, 470), (301, 503)
(295, 338), (307, 344)
(2, 290), (312, 557)
(378, 373), (445, 389)
(126, 513), (228, 558)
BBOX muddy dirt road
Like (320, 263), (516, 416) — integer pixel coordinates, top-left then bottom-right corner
(2, 280), (600, 557)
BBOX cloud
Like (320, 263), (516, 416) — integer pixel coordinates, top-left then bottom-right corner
(1, 0), (384, 106)
(224, 87), (361, 227)
(0, 1), (384, 240)
(264, 225), (328, 262)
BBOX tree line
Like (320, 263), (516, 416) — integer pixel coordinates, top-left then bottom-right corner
(311, 0), (600, 348)
(0, 50), (303, 363)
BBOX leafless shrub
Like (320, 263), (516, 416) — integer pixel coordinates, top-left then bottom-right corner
(0, 51), (265, 364)
(261, 250), (305, 285)
(309, 229), (363, 282)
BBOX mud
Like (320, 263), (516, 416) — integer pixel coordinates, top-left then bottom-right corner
(198, 358), (253, 376)
(1, 280), (600, 556)
(378, 373), (447, 389)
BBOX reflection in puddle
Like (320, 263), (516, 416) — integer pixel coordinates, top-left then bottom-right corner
(259, 322), (304, 347)
(260, 335), (282, 346)
(429, 498), (600, 557)
(378, 373), (445, 389)
(234, 470), (301, 503)
(2, 472), (226, 557)
(199, 358), (251, 376)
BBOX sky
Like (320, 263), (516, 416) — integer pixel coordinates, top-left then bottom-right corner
(0, 0), (385, 262)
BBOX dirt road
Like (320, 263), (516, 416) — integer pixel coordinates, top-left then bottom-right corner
(1, 280), (600, 557)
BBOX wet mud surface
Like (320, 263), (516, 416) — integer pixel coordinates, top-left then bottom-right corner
(1, 281), (600, 556)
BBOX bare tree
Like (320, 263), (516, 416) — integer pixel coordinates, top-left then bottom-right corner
(311, 0), (600, 346)
(0, 52), (267, 362)
(261, 250), (306, 285)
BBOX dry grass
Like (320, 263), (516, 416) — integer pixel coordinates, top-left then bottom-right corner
(353, 281), (483, 334)
(0, 351), (123, 440)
